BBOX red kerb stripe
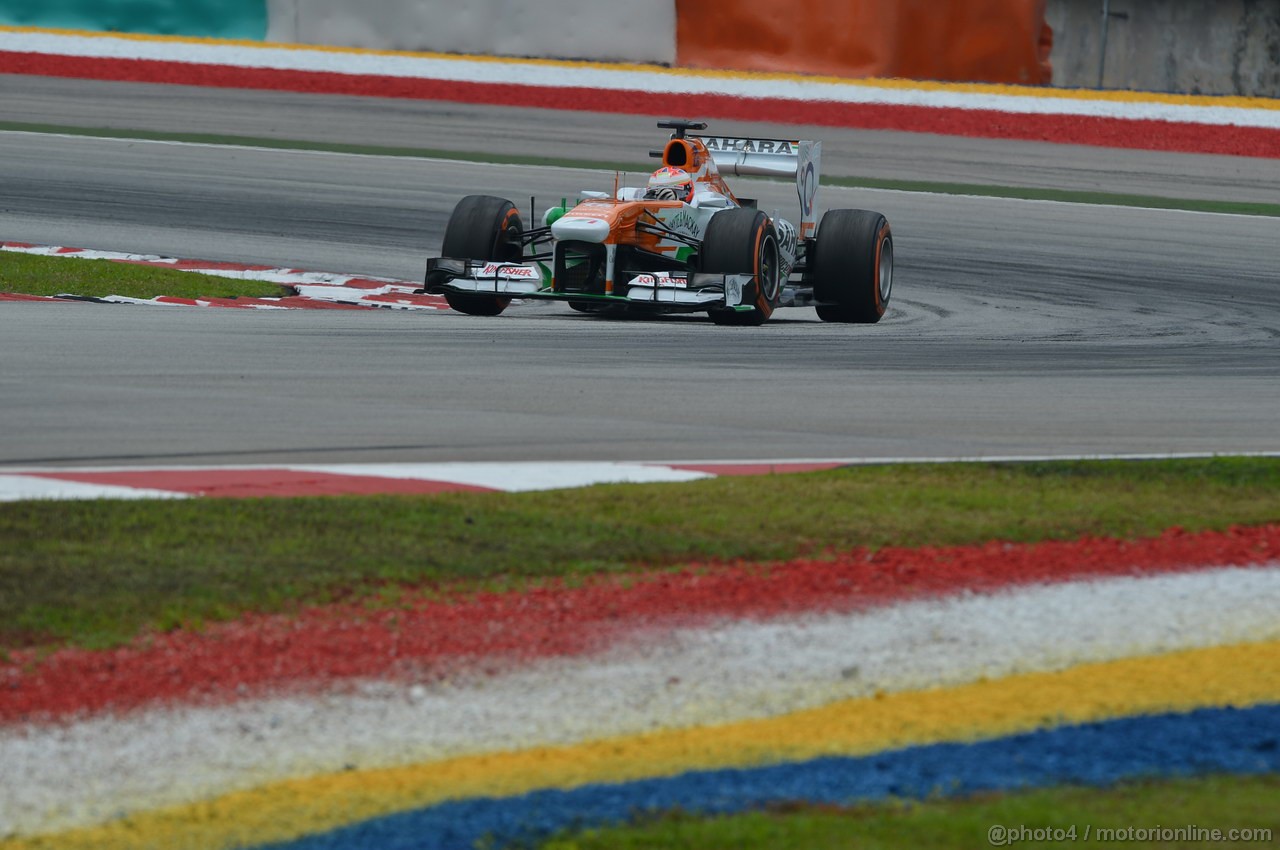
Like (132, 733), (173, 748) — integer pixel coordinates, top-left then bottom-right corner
(0, 293), (68, 302)
(1, 52), (1276, 158)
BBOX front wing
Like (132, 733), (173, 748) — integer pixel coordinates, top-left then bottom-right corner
(425, 258), (758, 311)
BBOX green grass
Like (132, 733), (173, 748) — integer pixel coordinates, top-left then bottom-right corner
(3, 457), (1279, 651)
(537, 774), (1279, 850)
(4, 121), (1278, 218)
(823, 175), (1280, 218)
(0, 249), (289, 299)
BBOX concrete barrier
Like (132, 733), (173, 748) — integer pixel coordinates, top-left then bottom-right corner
(676, 0), (1052, 85)
(265, 0), (676, 66)
(1047, 0), (1280, 97)
(2, 0), (1275, 97)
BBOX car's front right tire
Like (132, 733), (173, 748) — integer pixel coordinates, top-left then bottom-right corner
(437, 194), (523, 317)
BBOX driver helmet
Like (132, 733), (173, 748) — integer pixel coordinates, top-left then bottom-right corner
(645, 166), (695, 203)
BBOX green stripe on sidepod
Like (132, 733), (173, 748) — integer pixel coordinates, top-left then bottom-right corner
(0, 0), (267, 39)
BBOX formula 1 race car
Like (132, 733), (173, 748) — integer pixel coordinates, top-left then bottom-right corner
(425, 120), (892, 325)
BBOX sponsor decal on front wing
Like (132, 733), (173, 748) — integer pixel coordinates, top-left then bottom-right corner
(630, 272), (689, 288)
(477, 263), (540, 279)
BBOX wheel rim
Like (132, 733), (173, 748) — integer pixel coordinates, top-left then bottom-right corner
(878, 235), (894, 303)
(759, 233), (781, 302)
(496, 208), (522, 262)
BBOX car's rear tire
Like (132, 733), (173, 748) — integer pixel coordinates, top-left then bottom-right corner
(811, 209), (892, 324)
(702, 208), (781, 326)
(439, 195), (522, 317)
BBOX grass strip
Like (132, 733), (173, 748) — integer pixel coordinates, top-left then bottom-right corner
(0, 249), (289, 299)
(5, 121), (1279, 218)
(3, 457), (1280, 651)
(824, 175), (1280, 217)
(537, 774), (1279, 850)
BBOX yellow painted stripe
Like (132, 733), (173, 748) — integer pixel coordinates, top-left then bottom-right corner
(3, 25), (1277, 111)
(8, 640), (1279, 850)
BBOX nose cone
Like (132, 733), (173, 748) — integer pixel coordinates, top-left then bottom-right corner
(552, 215), (611, 243)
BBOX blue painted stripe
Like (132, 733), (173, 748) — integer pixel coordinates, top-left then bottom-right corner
(262, 703), (1280, 850)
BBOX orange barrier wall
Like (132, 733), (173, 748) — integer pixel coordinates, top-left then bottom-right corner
(676, 0), (1051, 85)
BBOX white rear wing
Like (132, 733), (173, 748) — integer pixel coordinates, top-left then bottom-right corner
(696, 136), (822, 236)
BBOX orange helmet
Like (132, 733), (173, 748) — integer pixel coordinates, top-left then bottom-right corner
(646, 166), (694, 203)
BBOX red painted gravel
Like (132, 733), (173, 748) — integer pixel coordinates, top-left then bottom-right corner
(3, 525), (1277, 722)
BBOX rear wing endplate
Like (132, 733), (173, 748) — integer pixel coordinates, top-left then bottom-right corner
(695, 136), (822, 237)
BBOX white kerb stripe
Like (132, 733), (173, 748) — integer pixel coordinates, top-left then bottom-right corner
(292, 462), (712, 491)
(0, 475), (187, 502)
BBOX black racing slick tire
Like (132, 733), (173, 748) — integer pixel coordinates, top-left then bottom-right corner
(439, 195), (523, 317)
(701, 208), (782, 326)
(811, 209), (893, 324)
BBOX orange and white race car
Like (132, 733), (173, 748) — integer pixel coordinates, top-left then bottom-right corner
(425, 120), (892, 325)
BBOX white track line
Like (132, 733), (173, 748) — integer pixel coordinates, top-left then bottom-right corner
(0, 475), (186, 501)
(291, 462), (712, 490)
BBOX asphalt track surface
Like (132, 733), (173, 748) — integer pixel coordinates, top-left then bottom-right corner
(7, 75), (1280, 204)
(1, 76), (1278, 466)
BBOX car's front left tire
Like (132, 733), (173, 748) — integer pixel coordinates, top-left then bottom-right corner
(701, 208), (782, 326)
(810, 208), (893, 324)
